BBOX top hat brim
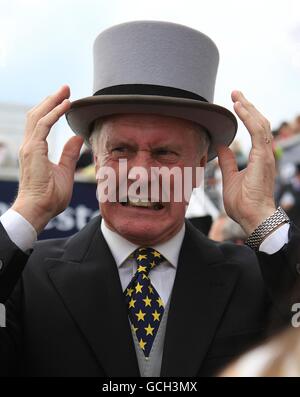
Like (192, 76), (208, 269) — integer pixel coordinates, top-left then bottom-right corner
(65, 95), (238, 161)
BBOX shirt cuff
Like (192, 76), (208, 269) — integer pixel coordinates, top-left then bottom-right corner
(0, 208), (37, 252)
(259, 223), (290, 255)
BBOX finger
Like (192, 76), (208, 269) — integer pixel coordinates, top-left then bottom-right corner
(31, 99), (71, 141)
(216, 145), (238, 185)
(232, 91), (271, 134)
(233, 101), (272, 151)
(58, 136), (84, 175)
(30, 85), (70, 114)
(24, 85), (70, 137)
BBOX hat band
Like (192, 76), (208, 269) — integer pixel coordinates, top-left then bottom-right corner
(93, 84), (208, 103)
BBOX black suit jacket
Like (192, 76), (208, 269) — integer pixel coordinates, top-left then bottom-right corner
(0, 216), (299, 377)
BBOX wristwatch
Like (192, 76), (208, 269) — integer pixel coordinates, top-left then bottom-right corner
(245, 207), (290, 251)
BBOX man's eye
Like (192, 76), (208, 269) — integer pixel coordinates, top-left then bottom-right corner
(155, 149), (177, 157)
(157, 150), (169, 155)
(112, 147), (127, 153)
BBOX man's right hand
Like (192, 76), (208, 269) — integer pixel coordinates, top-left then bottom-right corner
(12, 85), (84, 234)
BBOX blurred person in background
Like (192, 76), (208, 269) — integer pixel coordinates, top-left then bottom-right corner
(276, 122), (294, 141)
(278, 163), (300, 227)
(222, 275), (300, 377)
(209, 213), (247, 245)
(208, 212), (227, 241)
(221, 327), (300, 377)
(272, 117), (300, 201)
(230, 141), (247, 171)
(204, 159), (222, 210)
(291, 115), (300, 135)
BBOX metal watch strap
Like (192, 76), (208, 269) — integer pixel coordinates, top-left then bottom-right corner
(245, 207), (290, 251)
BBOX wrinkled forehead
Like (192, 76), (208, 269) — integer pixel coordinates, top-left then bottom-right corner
(96, 113), (206, 143)
(104, 113), (200, 129)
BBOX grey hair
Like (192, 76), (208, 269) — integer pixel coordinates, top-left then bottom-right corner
(89, 117), (108, 153)
(192, 124), (211, 157)
(89, 116), (210, 156)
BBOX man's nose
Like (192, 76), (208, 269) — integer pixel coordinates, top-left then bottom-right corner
(128, 150), (153, 180)
(132, 150), (153, 166)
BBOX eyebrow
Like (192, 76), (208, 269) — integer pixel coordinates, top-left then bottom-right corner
(151, 144), (182, 151)
(106, 140), (137, 150)
(105, 137), (183, 153)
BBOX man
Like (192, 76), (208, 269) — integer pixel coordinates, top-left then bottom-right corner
(0, 21), (299, 377)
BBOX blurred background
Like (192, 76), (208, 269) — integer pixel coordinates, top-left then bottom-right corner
(0, 0), (299, 240)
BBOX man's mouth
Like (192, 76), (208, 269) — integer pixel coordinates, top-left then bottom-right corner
(120, 198), (164, 211)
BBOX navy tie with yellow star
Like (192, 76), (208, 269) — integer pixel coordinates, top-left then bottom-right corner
(124, 247), (165, 357)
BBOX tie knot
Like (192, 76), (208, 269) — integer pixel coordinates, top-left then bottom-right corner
(132, 247), (165, 273)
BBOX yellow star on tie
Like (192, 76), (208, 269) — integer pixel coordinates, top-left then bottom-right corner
(132, 324), (138, 333)
(144, 323), (155, 336)
(148, 285), (154, 294)
(143, 296), (152, 307)
(135, 282), (143, 294)
(157, 297), (164, 308)
(137, 265), (147, 273)
(136, 309), (146, 322)
(142, 274), (149, 280)
(139, 338), (147, 350)
(126, 287), (134, 297)
(150, 261), (156, 269)
(137, 254), (147, 261)
(152, 310), (161, 321)
(152, 250), (161, 258)
(128, 298), (136, 309)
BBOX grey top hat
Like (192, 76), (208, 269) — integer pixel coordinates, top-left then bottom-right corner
(65, 20), (237, 161)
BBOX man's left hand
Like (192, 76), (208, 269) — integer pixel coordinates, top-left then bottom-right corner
(217, 91), (276, 236)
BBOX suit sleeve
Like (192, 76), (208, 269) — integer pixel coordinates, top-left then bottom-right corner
(0, 279), (23, 375)
(257, 222), (300, 322)
(0, 223), (30, 375)
(0, 222), (30, 303)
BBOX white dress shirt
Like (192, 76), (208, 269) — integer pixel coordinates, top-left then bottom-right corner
(0, 209), (290, 304)
(0, 209), (37, 252)
(101, 220), (185, 306)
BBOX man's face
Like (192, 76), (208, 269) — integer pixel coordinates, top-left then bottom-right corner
(93, 114), (207, 245)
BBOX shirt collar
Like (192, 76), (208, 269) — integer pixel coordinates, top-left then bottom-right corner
(101, 219), (185, 269)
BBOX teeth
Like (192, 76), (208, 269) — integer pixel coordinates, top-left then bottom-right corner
(128, 199), (151, 207)
(120, 199), (163, 210)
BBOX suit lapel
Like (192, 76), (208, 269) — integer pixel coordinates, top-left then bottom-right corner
(46, 216), (140, 377)
(160, 221), (240, 377)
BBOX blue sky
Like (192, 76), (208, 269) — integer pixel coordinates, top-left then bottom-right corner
(0, 0), (299, 155)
